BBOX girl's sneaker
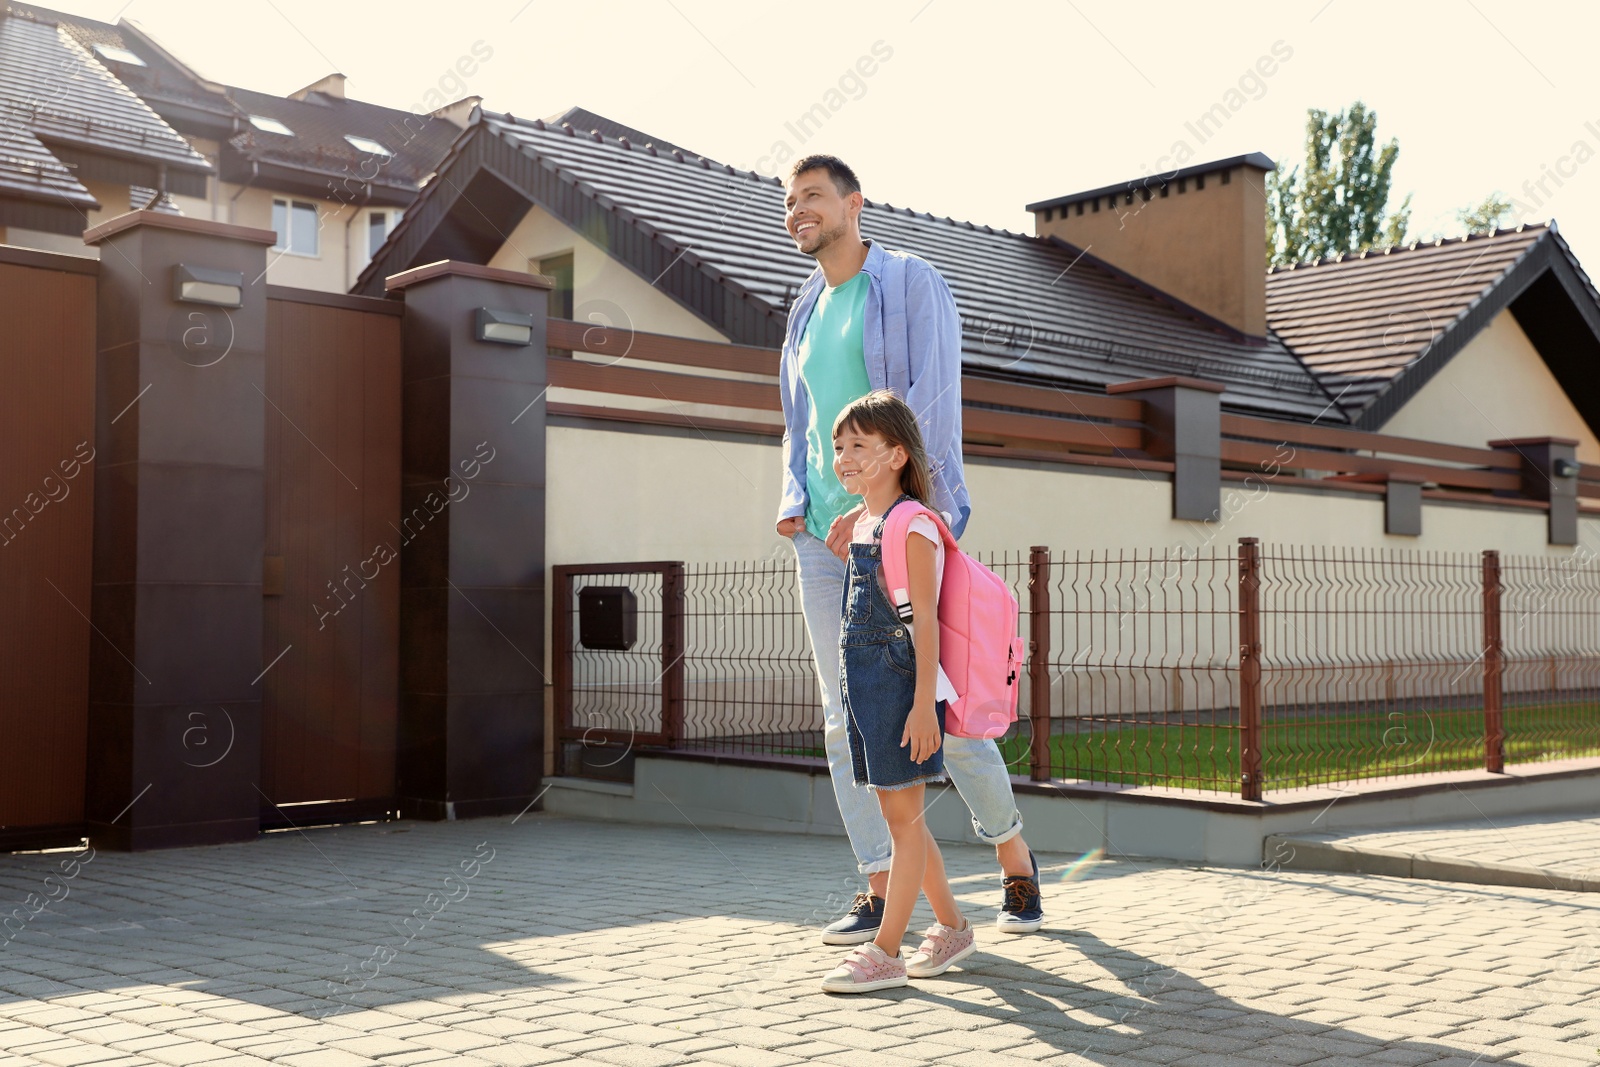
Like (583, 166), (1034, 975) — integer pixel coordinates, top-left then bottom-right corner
(905, 918), (976, 977)
(820, 942), (908, 993)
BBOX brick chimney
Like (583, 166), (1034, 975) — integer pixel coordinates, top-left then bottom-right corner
(290, 73), (346, 101)
(1027, 153), (1274, 340)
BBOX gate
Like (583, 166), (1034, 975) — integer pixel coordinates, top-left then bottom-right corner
(259, 291), (403, 825)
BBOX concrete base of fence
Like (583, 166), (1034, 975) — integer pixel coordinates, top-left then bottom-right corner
(542, 753), (1600, 868)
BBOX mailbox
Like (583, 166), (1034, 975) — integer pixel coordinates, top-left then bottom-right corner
(578, 585), (637, 650)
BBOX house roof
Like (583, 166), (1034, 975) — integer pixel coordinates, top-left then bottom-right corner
(11, 2), (230, 117)
(223, 85), (461, 200)
(0, 10), (210, 172)
(3, 4), (459, 210)
(1266, 225), (1600, 427)
(356, 108), (1600, 434)
(544, 106), (705, 160)
(356, 109), (1342, 421)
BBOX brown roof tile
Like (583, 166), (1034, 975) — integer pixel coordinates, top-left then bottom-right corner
(1266, 228), (1549, 419)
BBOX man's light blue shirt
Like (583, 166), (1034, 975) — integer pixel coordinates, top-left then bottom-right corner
(776, 239), (971, 539)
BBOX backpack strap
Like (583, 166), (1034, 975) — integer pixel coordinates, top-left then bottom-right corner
(878, 497), (957, 623)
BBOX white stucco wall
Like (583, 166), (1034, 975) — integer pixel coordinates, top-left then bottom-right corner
(486, 204), (730, 343)
(547, 422), (1591, 568)
(1381, 308), (1600, 464)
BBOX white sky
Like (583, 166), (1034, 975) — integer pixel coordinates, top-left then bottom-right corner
(58, 0), (1600, 268)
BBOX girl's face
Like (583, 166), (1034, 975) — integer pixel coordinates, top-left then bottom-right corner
(833, 425), (906, 498)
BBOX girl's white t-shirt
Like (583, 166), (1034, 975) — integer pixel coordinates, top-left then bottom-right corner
(852, 509), (960, 704)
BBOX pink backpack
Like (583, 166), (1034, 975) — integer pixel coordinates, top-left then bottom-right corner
(879, 501), (1026, 739)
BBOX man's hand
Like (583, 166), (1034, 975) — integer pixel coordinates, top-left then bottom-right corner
(826, 503), (865, 560)
(902, 701), (942, 764)
(776, 516), (807, 539)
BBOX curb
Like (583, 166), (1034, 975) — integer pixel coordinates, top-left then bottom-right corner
(1265, 833), (1600, 892)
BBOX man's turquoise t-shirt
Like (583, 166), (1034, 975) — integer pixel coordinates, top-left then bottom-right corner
(798, 271), (872, 537)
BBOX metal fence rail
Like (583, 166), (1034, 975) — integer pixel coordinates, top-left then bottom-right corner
(553, 540), (1600, 794)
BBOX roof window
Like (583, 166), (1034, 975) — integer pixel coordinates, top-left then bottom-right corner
(93, 43), (147, 66)
(344, 135), (393, 157)
(249, 115), (295, 136)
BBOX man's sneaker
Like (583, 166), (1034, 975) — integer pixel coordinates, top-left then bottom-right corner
(997, 851), (1044, 933)
(905, 919), (976, 978)
(822, 892), (884, 945)
(820, 942), (907, 993)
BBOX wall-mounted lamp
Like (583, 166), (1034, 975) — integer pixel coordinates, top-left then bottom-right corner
(172, 264), (243, 307)
(1553, 457), (1580, 478)
(474, 308), (534, 346)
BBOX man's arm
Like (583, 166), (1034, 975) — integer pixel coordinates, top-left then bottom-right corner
(775, 344), (811, 536)
(902, 262), (969, 538)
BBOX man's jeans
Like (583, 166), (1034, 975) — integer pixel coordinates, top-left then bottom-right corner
(792, 529), (1024, 874)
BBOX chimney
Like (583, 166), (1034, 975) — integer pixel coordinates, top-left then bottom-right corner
(431, 95), (482, 129)
(1027, 152), (1274, 340)
(289, 73), (346, 101)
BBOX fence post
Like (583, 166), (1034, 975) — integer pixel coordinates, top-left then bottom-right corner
(1238, 538), (1264, 801)
(662, 562), (686, 748)
(1028, 546), (1052, 782)
(551, 567), (574, 776)
(1482, 550), (1505, 773)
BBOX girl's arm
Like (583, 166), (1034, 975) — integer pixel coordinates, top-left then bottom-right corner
(901, 529), (942, 763)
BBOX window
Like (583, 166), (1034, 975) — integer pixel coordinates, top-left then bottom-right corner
(271, 199), (319, 256)
(344, 134), (392, 157)
(92, 43), (146, 66)
(540, 253), (574, 320)
(367, 209), (402, 260)
(540, 253), (574, 357)
(249, 114), (294, 136)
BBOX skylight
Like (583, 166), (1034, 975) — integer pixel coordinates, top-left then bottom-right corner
(93, 43), (147, 66)
(249, 115), (295, 136)
(344, 135), (393, 157)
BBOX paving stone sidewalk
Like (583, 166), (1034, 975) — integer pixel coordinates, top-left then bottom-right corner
(1, 812), (1598, 1067)
(1273, 812), (1600, 892)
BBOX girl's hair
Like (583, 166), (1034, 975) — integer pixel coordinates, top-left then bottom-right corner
(832, 390), (934, 505)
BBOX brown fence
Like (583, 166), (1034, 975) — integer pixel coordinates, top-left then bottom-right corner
(0, 251), (98, 846)
(553, 539), (1600, 797)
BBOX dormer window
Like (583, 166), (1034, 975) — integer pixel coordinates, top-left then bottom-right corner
(344, 135), (392, 157)
(93, 43), (146, 66)
(249, 115), (295, 136)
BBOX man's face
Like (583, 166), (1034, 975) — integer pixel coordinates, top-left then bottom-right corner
(785, 169), (859, 257)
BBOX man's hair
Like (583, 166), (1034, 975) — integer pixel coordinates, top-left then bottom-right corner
(788, 155), (861, 198)
(832, 390), (933, 506)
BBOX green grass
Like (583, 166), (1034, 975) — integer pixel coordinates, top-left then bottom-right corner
(994, 703), (1600, 792)
(728, 704), (1600, 793)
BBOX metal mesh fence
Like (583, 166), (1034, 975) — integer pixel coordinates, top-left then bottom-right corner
(1039, 547), (1242, 791)
(554, 541), (1600, 794)
(1254, 546), (1489, 789)
(677, 557), (822, 757)
(1500, 552), (1600, 765)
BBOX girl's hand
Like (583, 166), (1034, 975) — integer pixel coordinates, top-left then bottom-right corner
(901, 702), (942, 763)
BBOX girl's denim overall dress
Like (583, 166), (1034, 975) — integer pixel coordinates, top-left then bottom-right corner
(839, 498), (948, 792)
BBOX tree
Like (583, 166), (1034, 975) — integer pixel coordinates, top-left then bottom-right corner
(1265, 101), (1411, 267)
(1457, 193), (1512, 236)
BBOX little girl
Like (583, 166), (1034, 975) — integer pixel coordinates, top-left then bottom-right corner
(820, 390), (976, 994)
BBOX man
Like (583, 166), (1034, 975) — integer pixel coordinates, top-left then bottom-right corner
(775, 154), (1044, 943)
